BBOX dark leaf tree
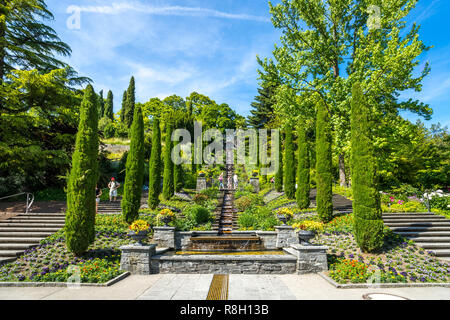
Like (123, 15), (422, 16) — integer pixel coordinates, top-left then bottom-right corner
(296, 119), (310, 209)
(148, 117), (162, 209)
(124, 76), (135, 128)
(162, 118), (174, 200)
(284, 122), (295, 199)
(104, 90), (114, 121)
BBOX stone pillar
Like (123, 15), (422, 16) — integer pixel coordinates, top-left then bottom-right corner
(290, 244), (328, 274)
(275, 225), (299, 248)
(153, 227), (176, 249)
(249, 177), (260, 193)
(196, 177), (207, 191)
(119, 244), (156, 275)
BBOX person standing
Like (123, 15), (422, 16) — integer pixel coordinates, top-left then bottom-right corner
(95, 185), (102, 214)
(233, 174), (238, 190)
(108, 177), (120, 202)
(218, 172), (224, 189)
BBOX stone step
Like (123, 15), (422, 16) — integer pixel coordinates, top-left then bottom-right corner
(385, 221), (450, 227)
(401, 231), (450, 237)
(383, 218), (447, 223)
(414, 242), (450, 250)
(12, 215), (65, 220)
(0, 243), (37, 250)
(0, 237), (43, 243)
(407, 237), (450, 242)
(382, 212), (438, 217)
(0, 223), (65, 228)
(390, 226), (450, 232)
(0, 257), (16, 265)
(0, 227), (61, 232)
(432, 249), (450, 257)
(0, 232), (54, 237)
(0, 250), (20, 257)
(0, 219), (64, 224)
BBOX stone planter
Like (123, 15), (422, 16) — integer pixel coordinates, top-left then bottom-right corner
(297, 230), (316, 245)
(277, 214), (291, 225)
(128, 230), (149, 246)
(252, 172), (258, 177)
(161, 216), (173, 227)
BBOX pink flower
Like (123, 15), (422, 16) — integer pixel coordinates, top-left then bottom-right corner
(398, 200), (404, 205)
(390, 196), (395, 202)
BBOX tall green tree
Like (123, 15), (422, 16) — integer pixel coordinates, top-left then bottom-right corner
(296, 119), (310, 209)
(120, 90), (127, 123)
(148, 117), (162, 209)
(162, 119), (174, 200)
(316, 99), (333, 223)
(65, 84), (99, 255)
(275, 133), (283, 192)
(351, 82), (384, 252)
(264, 0), (432, 186)
(284, 123), (295, 199)
(124, 76), (135, 128)
(248, 82), (278, 129)
(104, 90), (114, 121)
(98, 90), (105, 118)
(121, 104), (145, 224)
(0, 0), (88, 88)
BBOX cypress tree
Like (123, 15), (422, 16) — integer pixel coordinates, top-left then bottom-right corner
(316, 99), (333, 222)
(104, 90), (114, 120)
(162, 119), (174, 200)
(284, 123), (295, 199)
(296, 119), (310, 209)
(148, 117), (162, 209)
(65, 85), (99, 255)
(351, 82), (384, 252)
(98, 90), (105, 118)
(124, 76), (135, 128)
(120, 90), (127, 123)
(275, 133), (283, 192)
(174, 159), (184, 192)
(121, 104), (145, 224)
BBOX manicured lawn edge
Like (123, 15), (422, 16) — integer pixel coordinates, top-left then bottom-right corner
(318, 272), (450, 289)
(0, 271), (130, 287)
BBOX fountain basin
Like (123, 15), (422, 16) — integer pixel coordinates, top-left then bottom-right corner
(187, 235), (265, 251)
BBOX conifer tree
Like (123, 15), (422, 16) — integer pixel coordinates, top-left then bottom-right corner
(121, 104), (145, 224)
(65, 85), (99, 255)
(296, 119), (310, 209)
(316, 99), (333, 222)
(162, 119), (174, 200)
(124, 76), (135, 128)
(275, 133), (283, 192)
(351, 82), (384, 252)
(284, 123), (295, 199)
(98, 90), (105, 118)
(148, 117), (162, 209)
(120, 90), (127, 123)
(104, 90), (114, 121)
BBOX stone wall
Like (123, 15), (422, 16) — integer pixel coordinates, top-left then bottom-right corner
(119, 244), (156, 275)
(150, 254), (297, 274)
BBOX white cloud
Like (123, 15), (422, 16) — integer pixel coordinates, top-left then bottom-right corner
(75, 2), (269, 22)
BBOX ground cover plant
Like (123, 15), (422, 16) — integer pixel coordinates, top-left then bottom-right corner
(0, 214), (139, 283)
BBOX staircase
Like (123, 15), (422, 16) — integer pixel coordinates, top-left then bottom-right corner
(97, 192), (149, 214)
(212, 165), (238, 235)
(383, 212), (450, 260)
(0, 213), (65, 265)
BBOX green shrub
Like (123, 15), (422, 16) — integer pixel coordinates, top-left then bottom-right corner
(237, 210), (258, 229)
(430, 196), (449, 211)
(193, 193), (209, 205)
(185, 205), (211, 224)
(199, 187), (219, 199)
(235, 196), (253, 212)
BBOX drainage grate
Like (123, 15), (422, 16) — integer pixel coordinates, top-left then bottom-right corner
(206, 274), (229, 300)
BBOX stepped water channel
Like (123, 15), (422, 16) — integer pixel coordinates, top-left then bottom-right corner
(187, 164), (265, 252)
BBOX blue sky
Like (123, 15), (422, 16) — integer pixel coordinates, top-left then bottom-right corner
(46, 0), (449, 127)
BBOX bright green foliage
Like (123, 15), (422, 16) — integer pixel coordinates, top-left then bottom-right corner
(121, 104), (145, 224)
(104, 90), (114, 120)
(351, 83), (384, 252)
(275, 133), (283, 192)
(98, 90), (105, 118)
(162, 119), (174, 200)
(65, 85), (99, 255)
(316, 99), (333, 223)
(148, 118), (162, 209)
(284, 123), (295, 199)
(296, 119), (310, 209)
(124, 77), (135, 128)
(120, 90), (127, 123)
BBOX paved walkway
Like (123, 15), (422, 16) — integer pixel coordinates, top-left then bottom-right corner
(0, 274), (448, 300)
